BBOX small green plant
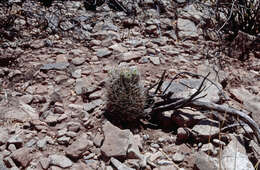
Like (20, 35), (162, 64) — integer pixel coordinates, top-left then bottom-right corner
(105, 66), (146, 122)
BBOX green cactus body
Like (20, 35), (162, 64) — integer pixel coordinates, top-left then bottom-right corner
(106, 66), (146, 122)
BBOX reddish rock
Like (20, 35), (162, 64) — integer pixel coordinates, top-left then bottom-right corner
(101, 121), (132, 160)
(66, 133), (93, 160)
(11, 147), (33, 168)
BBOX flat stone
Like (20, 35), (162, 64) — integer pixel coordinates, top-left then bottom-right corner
(119, 51), (144, 62)
(7, 135), (23, 148)
(230, 87), (260, 126)
(66, 133), (93, 160)
(67, 122), (81, 132)
(110, 157), (135, 170)
(39, 157), (50, 170)
(89, 90), (103, 100)
(109, 44), (128, 53)
(54, 75), (68, 84)
(8, 144), (16, 152)
(71, 162), (90, 170)
(195, 152), (219, 170)
(149, 56), (160, 65)
(221, 141), (254, 170)
(57, 136), (70, 145)
(71, 69), (82, 78)
(177, 18), (198, 40)
(96, 48), (112, 58)
(101, 121), (132, 160)
(192, 119), (220, 140)
(0, 100), (38, 123)
(93, 133), (104, 147)
(172, 108), (206, 127)
(40, 62), (69, 71)
(11, 147), (33, 168)
(0, 128), (9, 145)
(44, 114), (60, 125)
(172, 153), (185, 163)
(19, 95), (33, 104)
(49, 154), (73, 168)
(0, 154), (7, 170)
(155, 165), (178, 170)
(71, 57), (85, 66)
(74, 77), (96, 95)
(180, 4), (204, 23)
(162, 78), (222, 103)
(37, 138), (47, 150)
(83, 99), (103, 112)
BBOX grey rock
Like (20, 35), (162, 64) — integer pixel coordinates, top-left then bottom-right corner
(119, 51), (144, 62)
(3, 156), (16, 168)
(177, 128), (189, 142)
(92, 30), (120, 41)
(67, 122), (81, 132)
(83, 99), (103, 112)
(155, 165), (178, 170)
(19, 95), (33, 104)
(49, 154), (73, 168)
(149, 56), (160, 65)
(171, 153), (184, 163)
(0, 128), (9, 145)
(75, 77), (96, 95)
(157, 160), (174, 165)
(8, 144), (16, 152)
(40, 62), (69, 71)
(192, 119), (220, 140)
(26, 139), (37, 147)
(109, 44), (128, 53)
(71, 69), (82, 78)
(93, 133), (104, 147)
(180, 5), (204, 23)
(71, 57), (86, 66)
(89, 90), (103, 100)
(57, 129), (67, 137)
(200, 143), (218, 156)
(0, 100), (38, 123)
(65, 131), (77, 138)
(102, 23), (118, 32)
(7, 135), (23, 148)
(84, 159), (100, 169)
(110, 157), (135, 170)
(39, 157), (50, 170)
(0, 154), (7, 170)
(44, 114), (59, 125)
(176, 0), (186, 3)
(230, 87), (260, 126)
(54, 75), (68, 84)
(249, 140), (260, 160)
(162, 78), (222, 103)
(172, 108), (206, 128)
(2, 150), (11, 157)
(221, 141), (254, 170)
(66, 133), (93, 159)
(101, 122), (132, 159)
(70, 162), (91, 170)
(177, 18), (198, 40)
(195, 152), (219, 170)
(96, 48), (112, 58)
(37, 138), (47, 150)
(57, 136), (70, 145)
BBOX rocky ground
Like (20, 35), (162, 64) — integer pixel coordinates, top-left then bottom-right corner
(0, 0), (260, 169)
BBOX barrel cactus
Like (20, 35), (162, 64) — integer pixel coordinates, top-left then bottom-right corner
(105, 66), (146, 122)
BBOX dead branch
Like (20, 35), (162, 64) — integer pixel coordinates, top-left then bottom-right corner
(149, 71), (260, 145)
(189, 100), (260, 144)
